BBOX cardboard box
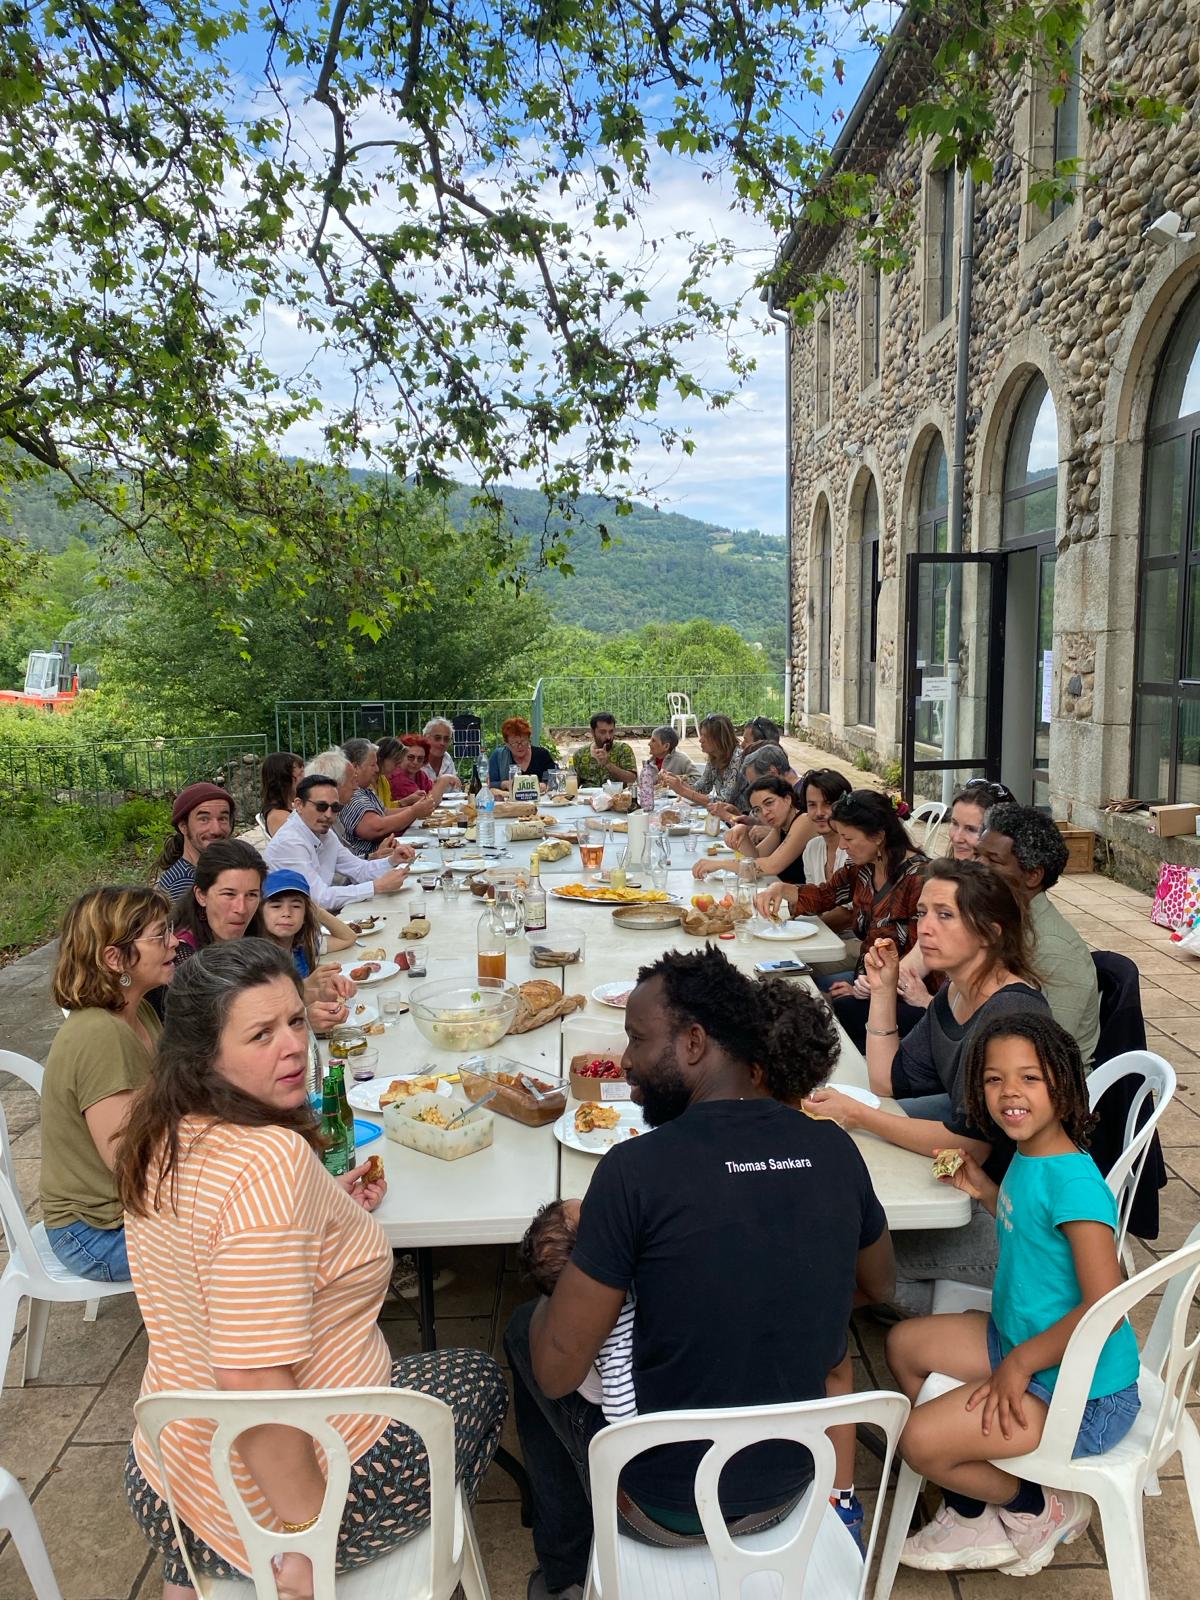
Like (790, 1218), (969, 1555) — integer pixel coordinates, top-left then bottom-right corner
(568, 1050), (630, 1102)
(1148, 804), (1200, 839)
(1055, 824), (1095, 873)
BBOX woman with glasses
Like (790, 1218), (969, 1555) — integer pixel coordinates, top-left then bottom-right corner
(692, 773), (815, 884)
(40, 885), (180, 1282)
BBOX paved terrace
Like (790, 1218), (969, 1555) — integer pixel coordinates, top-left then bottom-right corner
(1, 737), (1199, 1598)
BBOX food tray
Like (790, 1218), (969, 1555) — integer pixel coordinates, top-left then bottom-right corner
(459, 1058), (567, 1127)
(384, 1092), (493, 1161)
(611, 904), (683, 930)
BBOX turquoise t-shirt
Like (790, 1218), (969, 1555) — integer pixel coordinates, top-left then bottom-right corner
(992, 1150), (1140, 1398)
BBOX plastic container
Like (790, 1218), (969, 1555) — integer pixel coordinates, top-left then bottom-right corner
(526, 927), (586, 967)
(459, 1057), (567, 1127)
(409, 975), (519, 1052)
(384, 1092), (494, 1161)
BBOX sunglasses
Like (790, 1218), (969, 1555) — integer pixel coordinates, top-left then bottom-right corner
(961, 779), (1016, 804)
(307, 799), (343, 814)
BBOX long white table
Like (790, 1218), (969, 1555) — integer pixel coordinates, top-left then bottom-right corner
(336, 838), (968, 1345)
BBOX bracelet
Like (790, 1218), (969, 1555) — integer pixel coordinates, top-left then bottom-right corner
(280, 1513), (320, 1533)
(866, 1026), (899, 1037)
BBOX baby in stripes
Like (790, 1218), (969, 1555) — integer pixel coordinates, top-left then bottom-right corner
(519, 1198), (636, 1421)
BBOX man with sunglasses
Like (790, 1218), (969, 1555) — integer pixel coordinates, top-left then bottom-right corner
(264, 775), (412, 911)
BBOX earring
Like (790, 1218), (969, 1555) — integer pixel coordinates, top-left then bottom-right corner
(119, 973), (132, 988)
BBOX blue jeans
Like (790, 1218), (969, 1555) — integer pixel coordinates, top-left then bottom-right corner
(45, 1220), (130, 1282)
(816, 969), (857, 993)
(986, 1318), (1140, 1457)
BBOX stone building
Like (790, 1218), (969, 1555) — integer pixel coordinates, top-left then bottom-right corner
(772, 3), (1200, 871)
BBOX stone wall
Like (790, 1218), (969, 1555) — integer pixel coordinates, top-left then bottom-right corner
(784, 1), (1200, 829)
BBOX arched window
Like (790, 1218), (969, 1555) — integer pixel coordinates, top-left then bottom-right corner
(1003, 375), (1058, 541)
(858, 479), (880, 726)
(1133, 286), (1200, 804)
(1003, 375), (1059, 806)
(811, 503), (832, 714)
(915, 437), (948, 744)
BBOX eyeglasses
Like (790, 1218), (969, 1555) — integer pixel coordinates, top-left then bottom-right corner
(307, 800), (343, 814)
(136, 924), (175, 948)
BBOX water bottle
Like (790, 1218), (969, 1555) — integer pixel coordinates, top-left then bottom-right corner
(638, 759), (657, 813)
(477, 762), (496, 849)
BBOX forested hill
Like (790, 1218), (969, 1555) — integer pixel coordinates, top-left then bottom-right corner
(445, 484), (785, 643)
(2, 468), (785, 648)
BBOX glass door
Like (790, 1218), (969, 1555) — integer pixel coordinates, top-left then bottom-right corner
(1032, 552), (1056, 808)
(903, 551), (1007, 802)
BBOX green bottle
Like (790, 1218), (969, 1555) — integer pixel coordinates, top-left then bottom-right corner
(330, 1061), (356, 1142)
(319, 1074), (351, 1178)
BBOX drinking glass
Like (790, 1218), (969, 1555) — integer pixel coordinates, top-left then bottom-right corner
(650, 860), (669, 893)
(440, 872), (461, 904)
(408, 890), (426, 919)
(382, 995), (405, 1029)
(495, 887), (525, 936)
(682, 827), (700, 857)
(580, 817), (606, 873)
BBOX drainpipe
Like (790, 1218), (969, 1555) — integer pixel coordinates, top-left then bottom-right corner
(941, 160), (976, 805)
(768, 300), (794, 728)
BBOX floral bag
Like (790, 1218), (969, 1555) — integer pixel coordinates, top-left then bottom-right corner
(1150, 863), (1200, 930)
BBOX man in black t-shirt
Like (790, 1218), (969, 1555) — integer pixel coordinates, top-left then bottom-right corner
(504, 946), (895, 1600)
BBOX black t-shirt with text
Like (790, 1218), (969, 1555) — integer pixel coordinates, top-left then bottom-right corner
(571, 1097), (887, 1515)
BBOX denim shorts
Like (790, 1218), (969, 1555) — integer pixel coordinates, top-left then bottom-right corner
(45, 1219), (130, 1283)
(986, 1317), (1140, 1458)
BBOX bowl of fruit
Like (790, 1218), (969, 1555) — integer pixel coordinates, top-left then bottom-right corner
(569, 1050), (629, 1103)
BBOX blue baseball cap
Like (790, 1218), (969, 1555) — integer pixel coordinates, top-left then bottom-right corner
(262, 869), (311, 901)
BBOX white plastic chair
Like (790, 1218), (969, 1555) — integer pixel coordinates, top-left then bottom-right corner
(583, 1390), (910, 1599)
(0, 1050), (45, 1094)
(667, 692), (700, 742)
(907, 800), (947, 851)
(0, 1104), (132, 1397)
(135, 1386), (491, 1599)
(874, 1228), (1200, 1600)
(0, 1464), (64, 1600)
(931, 1049), (1176, 1315)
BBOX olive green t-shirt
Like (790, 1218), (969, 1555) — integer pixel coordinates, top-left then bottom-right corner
(39, 1005), (159, 1230)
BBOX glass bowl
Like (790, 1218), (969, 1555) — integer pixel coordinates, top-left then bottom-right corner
(408, 975), (520, 1052)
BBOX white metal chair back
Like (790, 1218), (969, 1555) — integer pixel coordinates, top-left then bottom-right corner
(0, 1104), (39, 1268)
(0, 1050), (44, 1095)
(0, 1464), (64, 1600)
(1086, 1050), (1175, 1261)
(906, 800), (947, 851)
(875, 1229), (1200, 1600)
(587, 1390), (909, 1600)
(135, 1386), (488, 1600)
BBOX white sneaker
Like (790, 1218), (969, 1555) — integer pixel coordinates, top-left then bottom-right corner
(999, 1489), (1091, 1576)
(900, 1503), (1020, 1571)
(390, 1255), (456, 1299)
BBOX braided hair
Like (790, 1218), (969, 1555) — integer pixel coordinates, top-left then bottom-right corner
(961, 1011), (1096, 1148)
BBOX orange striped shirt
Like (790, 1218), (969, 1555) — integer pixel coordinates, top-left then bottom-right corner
(127, 1118), (392, 1572)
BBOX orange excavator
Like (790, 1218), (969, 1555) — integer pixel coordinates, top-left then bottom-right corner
(0, 641), (81, 712)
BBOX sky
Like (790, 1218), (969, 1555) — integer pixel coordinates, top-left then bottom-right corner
(245, 3), (901, 542)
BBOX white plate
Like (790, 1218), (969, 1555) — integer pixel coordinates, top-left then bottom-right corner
(592, 981), (635, 1009)
(553, 1102), (648, 1152)
(343, 1001), (379, 1025)
(447, 857), (488, 873)
(826, 1083), (881, 1109)
(346, 1076), (456, 1113)
(339, 959), (403, 985)
(750, 918), (823, 942)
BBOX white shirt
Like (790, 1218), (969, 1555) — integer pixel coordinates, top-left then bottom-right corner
(421, 751), (458, 784)
(263, 810), (396, 912)
(802, 832), (849, 886)
(576, 1295), (636, 1421)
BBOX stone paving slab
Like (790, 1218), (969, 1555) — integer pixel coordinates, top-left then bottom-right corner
(2, 869), (1200, 1598)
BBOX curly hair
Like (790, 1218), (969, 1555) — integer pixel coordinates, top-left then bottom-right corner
(636, 945), (840, 1104)
(517, 1199), (577, 1296)
(982, 802), (1070, 891)
(961, 1011), (1096, 1148)
(53, 885), (173, 1011)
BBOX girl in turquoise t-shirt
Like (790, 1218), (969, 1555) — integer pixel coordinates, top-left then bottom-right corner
(886, 1012), (1140, 1579)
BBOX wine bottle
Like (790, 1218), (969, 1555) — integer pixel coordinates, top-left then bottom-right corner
(524, 855), (547, 931)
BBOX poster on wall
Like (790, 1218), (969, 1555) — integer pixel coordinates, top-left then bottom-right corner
(1041, 651), (1054, 724)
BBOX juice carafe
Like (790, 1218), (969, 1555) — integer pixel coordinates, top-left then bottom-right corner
(477, 903), (507, 981)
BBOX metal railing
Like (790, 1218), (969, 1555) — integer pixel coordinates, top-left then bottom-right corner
(534, 674), (786, 733)
(274, 699), (531, 758)
(0, 735), (270, 813)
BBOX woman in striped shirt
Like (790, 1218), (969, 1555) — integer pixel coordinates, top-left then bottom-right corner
(115, 940), (506, 1599)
